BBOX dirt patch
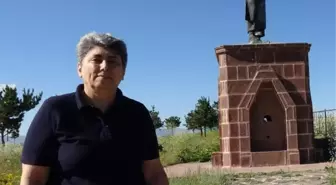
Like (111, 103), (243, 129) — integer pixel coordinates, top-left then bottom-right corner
(165, 162), (333, 185)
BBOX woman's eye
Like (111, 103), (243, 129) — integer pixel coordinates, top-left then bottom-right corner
(108, 60), (121, 65)
(92, 58), (102, 63)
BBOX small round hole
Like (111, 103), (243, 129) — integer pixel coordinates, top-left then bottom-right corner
(263, 115), (272, 123)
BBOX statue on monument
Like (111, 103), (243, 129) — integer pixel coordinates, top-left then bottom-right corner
(245, 0), (266, 44)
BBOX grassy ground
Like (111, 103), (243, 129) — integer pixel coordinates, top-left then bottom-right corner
(169, 171), (292, 185)
(0, 144), (22, 184)
(0, 132), (335, 184)
(326, 165), (336, 185)
(159, 131), (334, 184)
(169, 170), (329, 185)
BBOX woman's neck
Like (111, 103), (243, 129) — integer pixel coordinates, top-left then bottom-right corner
(83, 86), (116, 112)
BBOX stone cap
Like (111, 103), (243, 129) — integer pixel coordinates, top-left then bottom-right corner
(216, 42), (311, 53)
(215, 42), (312, 64)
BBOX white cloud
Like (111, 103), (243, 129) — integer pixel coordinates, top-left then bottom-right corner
(0, 84), (16, 90)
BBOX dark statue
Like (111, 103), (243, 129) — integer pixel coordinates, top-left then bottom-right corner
(245, 0), (266, 44)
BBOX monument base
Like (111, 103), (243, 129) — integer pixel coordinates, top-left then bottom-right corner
(212, 150), (302, 167)
(212, 43), (315, 168)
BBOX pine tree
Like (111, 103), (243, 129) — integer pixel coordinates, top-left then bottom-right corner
(0, 85), (42, 145)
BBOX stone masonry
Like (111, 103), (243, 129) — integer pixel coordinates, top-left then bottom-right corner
(211, 43), (314, 167)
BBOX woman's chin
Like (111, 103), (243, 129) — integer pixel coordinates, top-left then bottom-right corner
(93, 81), (116, 90)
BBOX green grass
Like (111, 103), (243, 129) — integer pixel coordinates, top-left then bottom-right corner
(159, 131), (219, 166)
(326, 165), (336, 185)
(169, 172), (240, 185)
(0, 144), (22, 185)
(168, 170), (302, 185)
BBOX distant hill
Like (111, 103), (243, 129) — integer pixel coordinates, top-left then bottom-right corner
(156, 127), (195, 137)
(6, 136), (26, 144)
(5, 128), (194, 145)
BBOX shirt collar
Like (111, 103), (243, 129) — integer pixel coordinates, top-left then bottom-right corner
(75, 84), (124, 110)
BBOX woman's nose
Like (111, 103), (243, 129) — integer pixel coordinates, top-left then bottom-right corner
(100, 60), (109, 71)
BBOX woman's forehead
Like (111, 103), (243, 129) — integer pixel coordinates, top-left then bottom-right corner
(87, 46), (120, 58)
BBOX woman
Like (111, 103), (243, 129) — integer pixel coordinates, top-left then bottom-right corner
(20, 32), (169, 185)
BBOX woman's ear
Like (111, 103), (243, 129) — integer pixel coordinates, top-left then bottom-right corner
(77, 62), (82, 78)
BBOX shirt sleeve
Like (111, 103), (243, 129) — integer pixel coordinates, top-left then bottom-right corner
(21, 98), (58, 166)
(140, 104), (160, 161)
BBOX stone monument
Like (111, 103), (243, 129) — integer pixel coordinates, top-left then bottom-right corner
(211, 1), (315, 167)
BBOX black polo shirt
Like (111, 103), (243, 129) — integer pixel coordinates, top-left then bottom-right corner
(21, 84), (160, 185)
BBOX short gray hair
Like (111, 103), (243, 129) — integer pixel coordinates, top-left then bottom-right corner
(76, 32), (128, 68)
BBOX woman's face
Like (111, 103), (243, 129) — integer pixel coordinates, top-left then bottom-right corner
(77, 46), (125, 93)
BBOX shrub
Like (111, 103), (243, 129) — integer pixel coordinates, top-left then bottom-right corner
(320, 121), (336, 162)
(0, 173), (20, 185)
(0, 144), (22, 174)
(0, 144), (22, 185)
(159, 131), (219, 166)
(329, 136), (336, 162)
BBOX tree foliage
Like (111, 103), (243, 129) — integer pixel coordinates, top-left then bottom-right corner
(148, 105), (163, 129)
(184, 110), (198, 133)
(184, 96), (218, 137)
(164, 116), (181, 135)
(0, 85), (42, 145)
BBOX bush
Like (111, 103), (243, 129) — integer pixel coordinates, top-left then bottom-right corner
(325, 131), (336, 163)
(0, 144), (22, 185)
(0, 144), (22, 174)
(329, 136), (336, 162)
(0, 173), (20, 185)
(159, 131), (219, 166)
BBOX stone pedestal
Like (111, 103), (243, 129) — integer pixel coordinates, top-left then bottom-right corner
(211, 43), (315, 167)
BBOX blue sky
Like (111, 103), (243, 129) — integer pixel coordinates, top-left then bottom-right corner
(0, 0), (335, 135)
